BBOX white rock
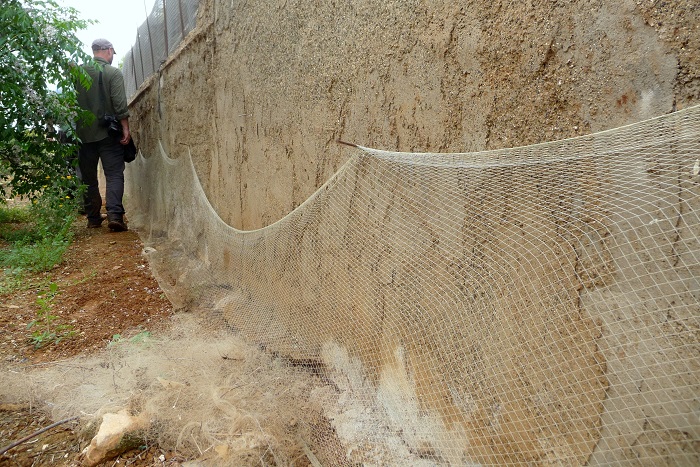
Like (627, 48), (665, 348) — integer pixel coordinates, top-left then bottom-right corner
(82, 409), (149, 466)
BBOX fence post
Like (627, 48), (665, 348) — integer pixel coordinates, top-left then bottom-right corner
(130, 48), (138, 92)
(178, 0), (186, 42)
(145, 12), (157, 73)
(137, 29), (147, 86)
(162, 0), (169, 56)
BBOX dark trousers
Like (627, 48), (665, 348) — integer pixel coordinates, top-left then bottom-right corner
(79, 137), (125, 224)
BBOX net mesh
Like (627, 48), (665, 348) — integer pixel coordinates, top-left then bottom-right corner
(122, 0), (199, 100)
(121, 105), (700, 464)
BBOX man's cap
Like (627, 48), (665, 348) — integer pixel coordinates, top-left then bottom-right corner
(91, 38), (116, 54)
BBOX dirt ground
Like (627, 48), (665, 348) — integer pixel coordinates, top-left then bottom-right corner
(0, 221), (180, 466)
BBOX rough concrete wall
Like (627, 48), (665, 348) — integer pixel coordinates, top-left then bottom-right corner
(130, 0), (697, 231)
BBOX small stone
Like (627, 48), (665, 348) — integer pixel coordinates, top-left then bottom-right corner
(82, 409), (149, 466)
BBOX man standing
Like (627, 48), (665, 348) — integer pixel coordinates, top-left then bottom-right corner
(75, 38), (131, 232)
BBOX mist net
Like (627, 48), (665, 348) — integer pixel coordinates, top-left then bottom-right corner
(117, 105), (700, 465)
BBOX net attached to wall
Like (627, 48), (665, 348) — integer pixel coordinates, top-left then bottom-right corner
(123, 106), (700, 465)
(122, 0), (199, 100)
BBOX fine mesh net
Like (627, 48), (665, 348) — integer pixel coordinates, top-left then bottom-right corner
(120, 105), (700, 465)
(122, 0), (199, 100)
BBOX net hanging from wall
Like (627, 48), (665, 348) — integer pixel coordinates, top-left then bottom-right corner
(124, 106), (700, 465)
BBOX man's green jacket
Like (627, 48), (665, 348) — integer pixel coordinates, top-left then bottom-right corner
(76, 57), (130, 143)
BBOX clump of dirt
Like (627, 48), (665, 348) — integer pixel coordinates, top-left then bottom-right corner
(0, 222), (178, 466)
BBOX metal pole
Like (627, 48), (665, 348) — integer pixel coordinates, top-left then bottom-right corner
(177, 0), (185, 42)
(130, 46), (138, 92)
(137, 29), (146, 86)
(145, 12), (156, 73)
(162, 0), (169, 55)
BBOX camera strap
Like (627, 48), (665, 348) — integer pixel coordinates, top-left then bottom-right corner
(98, 71), (108, 119)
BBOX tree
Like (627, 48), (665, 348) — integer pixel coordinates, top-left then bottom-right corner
(0, 0), (93, 200)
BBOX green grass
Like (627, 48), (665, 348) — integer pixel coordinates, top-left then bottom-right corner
(0, 235), (70, 271)
(0, 205), (34, 243)
(0, 197), (79, 294)
(1, 196), (80, 348)
(0, 205), (31, 223)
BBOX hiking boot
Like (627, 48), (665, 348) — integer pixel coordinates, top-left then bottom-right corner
(87, 221), (102, 228)
(108, 219), (128, 232)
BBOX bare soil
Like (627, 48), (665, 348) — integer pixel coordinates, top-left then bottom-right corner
(0, 222), (179, 466)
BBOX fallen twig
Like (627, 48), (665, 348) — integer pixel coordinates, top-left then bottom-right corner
(0, 416), (79, 456)
(297, 436), (323, 467)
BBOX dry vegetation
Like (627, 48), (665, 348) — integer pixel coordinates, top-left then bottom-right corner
(1, 223), (177, 466)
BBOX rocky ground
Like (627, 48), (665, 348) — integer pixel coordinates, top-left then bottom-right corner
(0, 221), (180, 466)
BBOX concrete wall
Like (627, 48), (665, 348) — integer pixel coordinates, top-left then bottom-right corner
(130, 0), (698, 231)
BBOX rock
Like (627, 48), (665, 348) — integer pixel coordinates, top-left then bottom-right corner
(82, 409), (149, 466)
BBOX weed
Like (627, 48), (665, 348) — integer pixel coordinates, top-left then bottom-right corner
(0, 205), (34, 243)
(26, 282), (76, 349)
(0, 235), (70, 272)
(0, 205), (31, 224)
(130, 330), (152, 344)
(108, 330), (153, 347)
(0, 197), (77, 294)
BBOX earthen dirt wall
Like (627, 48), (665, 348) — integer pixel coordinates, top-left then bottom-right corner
(125, 1), (699, 463)
(129, 0), (698, 231)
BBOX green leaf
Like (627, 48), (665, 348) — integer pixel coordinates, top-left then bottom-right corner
(1, 0), (93, 199)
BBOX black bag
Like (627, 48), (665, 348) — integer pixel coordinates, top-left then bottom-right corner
(123, 138), (137, 163)
(99, 72), (137, 163)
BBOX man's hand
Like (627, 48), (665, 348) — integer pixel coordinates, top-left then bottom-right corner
(119, 118), (130, 145)
(120, 128), (131, 145)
